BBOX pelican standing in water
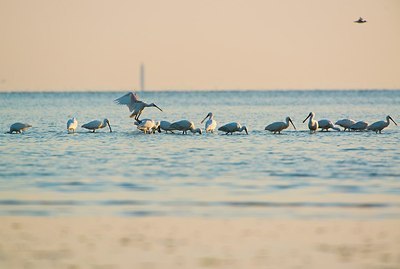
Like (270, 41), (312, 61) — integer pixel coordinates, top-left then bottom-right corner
(170, 120), (202, 134)
(318, 119), (340, 132)
(158, 120), (175, 133)
(201, 112), (217, 133)
(265, 117), (296, 134)
(134, 119), (160, 134)
(6, 123), (32, 134)
(367, 115), (397, 133)
(81, 119), (112, 133)
(114, 92), (163, 121)
(67, 117), (78, 133)
(349, 121), (368, 131)
(335, 119), (356, 131)
(303, 112), (318, 133)
(218, 122), (248, 135)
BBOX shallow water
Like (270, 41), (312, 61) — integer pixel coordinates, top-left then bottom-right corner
(0, 90), (399, 219)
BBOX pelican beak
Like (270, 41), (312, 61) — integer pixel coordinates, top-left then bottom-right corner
(303, 114), (311, 123)
(244, 127), (248, 135)
(289, 119), (297, 130)
(153, 104), (163, 112)
(201, 115), (208, 124)
(107, 121), (112, 132)
(389, 116), (398, 126)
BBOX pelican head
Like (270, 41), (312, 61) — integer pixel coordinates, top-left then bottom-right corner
(191, 127), (202, 134)
(388, 115), (398, 126)
(303, 112), (315, 123)
(241, 126), (248, 135)
(149, 103), (163, 112)
(201, 112), (213, 124)
(104, 119), (112, 132)
(286, 117), (297, 130)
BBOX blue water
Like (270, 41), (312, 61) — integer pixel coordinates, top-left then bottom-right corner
(0, 90), (399, 219)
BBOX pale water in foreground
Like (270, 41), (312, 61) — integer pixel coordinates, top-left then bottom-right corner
(0, 90), (399, 219)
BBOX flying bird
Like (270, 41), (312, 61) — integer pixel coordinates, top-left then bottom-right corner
(81, 119), (112, 133)
(303, 112), (318, 133)
(6, 123), (32, 134)
(114, 92), (163, 121)
(367, 115), (397, 133)
(218, 122), (248, 135)
(67, 117), (78, 133)
(201, 112), (217, 133)
(354, 17), (367, 23)
(265, 117), (296, 134)
(170, 120), (202, 134)
(318, 119), (340, 132)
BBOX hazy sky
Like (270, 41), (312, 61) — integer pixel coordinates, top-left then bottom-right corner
(0, 0), (399, 91)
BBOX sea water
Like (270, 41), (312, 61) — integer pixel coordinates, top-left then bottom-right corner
(0, 90), (399, 219)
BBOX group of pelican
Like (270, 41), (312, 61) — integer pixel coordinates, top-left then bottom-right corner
(4, 92), (397, 135)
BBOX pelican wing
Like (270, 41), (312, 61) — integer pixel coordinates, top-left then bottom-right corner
(114, 92), (140, 112)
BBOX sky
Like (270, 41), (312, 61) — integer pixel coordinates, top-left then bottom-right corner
(0, 0), (399, 91)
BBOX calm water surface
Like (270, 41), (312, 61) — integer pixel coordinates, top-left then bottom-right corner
(0, 90), (399, 219)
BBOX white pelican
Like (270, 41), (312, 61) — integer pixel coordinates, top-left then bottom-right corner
(265, 117), (296, 134)
(354, 17), (367, 23)
(218, 122), (248, 135)
(134, 119), (160, 134)
(81, 119), (112, 133)
(349, 121), (368, 131)
(67, 117), (78, 133)
(6, 123), (32, 134)
(303, 112), (318, 133)
(318, 119), (340, 132)
(201, 112), (217, 133)
(114, 92), (163, 121)
(335, 119), (356, 131)
(170, 120), (202, 134)
(367, 115), (397, 133)
(158, 120), (175, 133)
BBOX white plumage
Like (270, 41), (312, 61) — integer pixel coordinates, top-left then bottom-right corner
(114, 92), (163, 121)
(367, 115), (397, 133)
(67, 117), (78, 133)
(349, 121), (368, 131)
(134, 119), (160, 134)
(335, 119), (356, 131)
(7, 123), (32, 134)
(158, 121), (175, 133)
(201, 112), (217, 133)
(170, 120), (202, 134)
(318, 119), (340, 132)
(81, 119), (112, 133)
(265, 117), (296, 134)
(218, 122), (248, 135)
(303, 112), (318, 133)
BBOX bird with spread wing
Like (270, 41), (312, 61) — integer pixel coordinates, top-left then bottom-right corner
(114, 92), (163, 121)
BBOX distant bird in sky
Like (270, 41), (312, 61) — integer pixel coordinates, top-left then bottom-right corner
(318, 119), (340, 132)
(218, 122), (248, 135)
(201, 112), (217, 133)
(81, 119), (112, 133)
(67, 117), (78, 133)
(114, 92), (163, 121)
(170, 120), (202, 134)
(354, 17), (367, 23)
(349, 121), (368, 131)
(265, 117), (296, 134)
(367, 115), (397, 133)
(6, 123), (32, 134)
(335, 119), (356, 131)
(303, 112), (318, 133)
